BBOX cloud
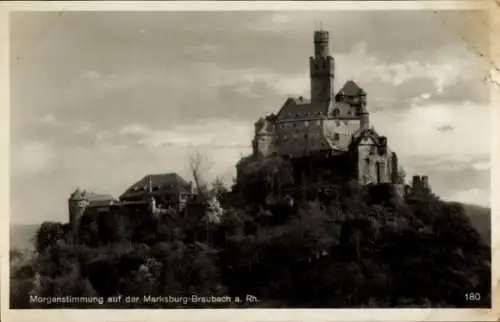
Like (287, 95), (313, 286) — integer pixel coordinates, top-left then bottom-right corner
(371, 101), (490, 161)
(271, 14), (292, 25)
(75, 123), (92, 134)
(118, 119), (252, 149)
(335, 42), (486, 97)
(213, 67), (309, 98)
(83, 70), (100, 79)
(39, 114), (59, 125)
(436, 124), (454, 132)
(445, 188), (490, 207)
(184, 43), (219, 56)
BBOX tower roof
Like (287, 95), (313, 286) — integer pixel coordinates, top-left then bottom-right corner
(338, 80), (364, 96)
(69, 188), (85, 201)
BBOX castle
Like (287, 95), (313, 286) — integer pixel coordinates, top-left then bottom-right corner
(68, 173), (195, 241)
(250, 30), (415, 193)
(68, 29), (431, 241)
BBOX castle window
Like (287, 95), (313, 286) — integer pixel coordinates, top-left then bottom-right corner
(334, 133), (340, 140)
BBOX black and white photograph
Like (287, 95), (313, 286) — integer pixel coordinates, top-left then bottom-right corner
(3, 1), (498, 319)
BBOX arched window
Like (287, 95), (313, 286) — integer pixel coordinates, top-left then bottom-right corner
(332, 109), (340, 117)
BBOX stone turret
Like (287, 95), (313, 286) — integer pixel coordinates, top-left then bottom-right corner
(68, 188), (89, 243)
(310, 30), (335, 103)
(252, 115), (277, 158)
(410, 175), (431, 195)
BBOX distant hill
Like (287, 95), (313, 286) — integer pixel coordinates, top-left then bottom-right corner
(10, 224), (39, 251)
(459, 203), (491, 245)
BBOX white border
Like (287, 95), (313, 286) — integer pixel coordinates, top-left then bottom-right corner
(1, 1), (498, 322)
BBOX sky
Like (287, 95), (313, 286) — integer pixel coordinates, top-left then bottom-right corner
(9, 10), (492, 225)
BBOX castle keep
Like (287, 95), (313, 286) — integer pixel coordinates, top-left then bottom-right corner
(252, 30), (405, 188)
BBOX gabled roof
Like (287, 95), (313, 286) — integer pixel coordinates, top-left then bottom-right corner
(276, 97), (328, 121)
(120, 173), (191, 200)
(350, 128), (382, 147)
(337, 80), (365, 96)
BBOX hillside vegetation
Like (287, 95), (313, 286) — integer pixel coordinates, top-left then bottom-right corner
(10, 156), (491, 308)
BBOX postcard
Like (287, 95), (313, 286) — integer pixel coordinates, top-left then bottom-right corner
(2, 1), (499, 321)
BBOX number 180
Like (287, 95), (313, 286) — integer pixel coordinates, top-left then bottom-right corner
(465, 293), (481, 301)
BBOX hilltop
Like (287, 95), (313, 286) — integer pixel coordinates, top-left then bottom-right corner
(10, 155), (491, 309)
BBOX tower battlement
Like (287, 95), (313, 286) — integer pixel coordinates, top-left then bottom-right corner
(313, 30), (330, 58)
(310, 30), (335, 103)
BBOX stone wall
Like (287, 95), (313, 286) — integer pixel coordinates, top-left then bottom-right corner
(276, 118), (328, 157)
(356, 136), (393, 185)
(323, 118), (361, 150)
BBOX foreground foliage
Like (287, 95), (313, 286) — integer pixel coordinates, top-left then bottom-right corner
(10, 157), (491, 308)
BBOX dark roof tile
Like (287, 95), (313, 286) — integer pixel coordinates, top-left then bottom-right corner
(120, 172), (191, 200)
(338, 80), (363, 96)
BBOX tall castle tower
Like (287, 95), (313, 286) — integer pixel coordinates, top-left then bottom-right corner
(68, 188), (89, 243)
(309, 30), (335, 103)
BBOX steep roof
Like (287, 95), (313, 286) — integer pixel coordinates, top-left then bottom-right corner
(337, 80), (364, 96)
(69, 188), (85, 201)
(276, 97), (328, 121)
(350, 128), (382, 148)
(120, 173), (191, 200)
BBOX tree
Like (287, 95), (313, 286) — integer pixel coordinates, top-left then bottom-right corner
(188, 150), (213, 202)
(35, 222), (65, 253)
(210, 176), (229, 199)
